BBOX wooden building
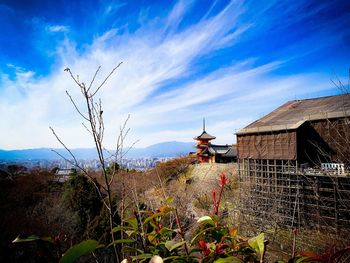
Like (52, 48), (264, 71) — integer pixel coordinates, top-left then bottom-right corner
(236, 94), (350, 167)
(236, 94), (350, 232)
(201, 144), (237, 163)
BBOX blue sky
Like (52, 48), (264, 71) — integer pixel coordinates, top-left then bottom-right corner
(0, 0), (349, 150)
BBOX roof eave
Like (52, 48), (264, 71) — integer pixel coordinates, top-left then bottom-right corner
(236, 110), (350, 135)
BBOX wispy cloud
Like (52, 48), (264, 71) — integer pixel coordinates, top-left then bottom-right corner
(0, 0), (346, 150)
(165, 0), (193, 31)
(47, 25), (69, 33)
(105, 2), (127, 15)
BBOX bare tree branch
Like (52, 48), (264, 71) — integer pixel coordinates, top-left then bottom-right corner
(87, 66), (101, 92)
(64, 68), (83, 89)
(89, 62), (123, 97)
(50, 126), (80, 165)
(82, 122), (93, 137)
(59, 64), (127, 261)
(66, 90), (89, 121)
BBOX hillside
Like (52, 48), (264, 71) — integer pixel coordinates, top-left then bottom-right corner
(144, 162), (238, 220)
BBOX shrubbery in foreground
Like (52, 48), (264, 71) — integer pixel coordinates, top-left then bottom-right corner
(12, 173), (350, 262)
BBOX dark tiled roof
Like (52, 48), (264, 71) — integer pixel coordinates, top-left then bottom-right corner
(194, 131), (216, 140)
(225, 147), (237, 157)
(203, 144), (237, 157)
(237, 94), (350, 135)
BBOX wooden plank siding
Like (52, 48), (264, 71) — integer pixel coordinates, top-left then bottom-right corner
(237, 131), (297, 160)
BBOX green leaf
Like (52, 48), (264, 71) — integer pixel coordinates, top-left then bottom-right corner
(293, 256), (310, 263)
(107, 239), (135, 247)
(190, 226), (216, 244)
(165, 196), (174, 205)
(111, 225), (133, 233)
(143, 212), (164, 226)
(211, 227), (229, 242)
(165, 240), (187, 251)
(248, 233), (265, 263)
(214, 257), (243, 263)
(131, 253), (153, 260)
(121, 246), (144, 254)
(12, 235), (53, 243)
(190, 248), (201, 254)
(163, 255), (189, 262)
(59, 240), (101, 263)
(149, 219), (158, 228)
(124, 217), (138, 229)
(211, 214), (220, 223)
(147, 231), (159, 244)
(160, 227), (175, 237)
(125, 230), (136, 236)
(197, 216), (215, 226)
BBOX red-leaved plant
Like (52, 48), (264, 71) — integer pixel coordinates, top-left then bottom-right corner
(212, 173), (228, 216)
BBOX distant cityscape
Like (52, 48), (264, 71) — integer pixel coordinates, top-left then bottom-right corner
(0, 141), (195, 172)
(0, 157), (174, 171)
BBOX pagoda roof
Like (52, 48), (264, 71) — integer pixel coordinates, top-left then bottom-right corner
(195, 143), (208, 147)
(194, 131), (216, 140)
(193, 143), (209, 148)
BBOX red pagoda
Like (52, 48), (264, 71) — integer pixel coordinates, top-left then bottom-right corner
(194, 119), (216, 163)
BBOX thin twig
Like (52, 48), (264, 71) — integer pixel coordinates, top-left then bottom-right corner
(82, 122), (93, 137)
(50, 127), (80, 166)
(87, 66), (101, 92)
(64, 68), (83, 89)
(174, 208), (190, 256)
(90, 62), (123, 97)
(66, 91), (89, 121)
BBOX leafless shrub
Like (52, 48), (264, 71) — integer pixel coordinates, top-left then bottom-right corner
(50, 63), (138, 261)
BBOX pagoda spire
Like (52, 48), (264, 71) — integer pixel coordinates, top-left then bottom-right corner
(194, 118), (215, 163)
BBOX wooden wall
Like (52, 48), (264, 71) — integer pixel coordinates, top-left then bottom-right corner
(237, 131), (297, 160)
(237, 117), (349, 165)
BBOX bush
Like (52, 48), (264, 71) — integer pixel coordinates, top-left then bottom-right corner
(155, 157), (193, 182)
(63, 173), (103, 237)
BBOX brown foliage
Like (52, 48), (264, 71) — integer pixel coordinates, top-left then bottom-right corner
(0, 169), (79, 262)
(155, 156), (194, 182)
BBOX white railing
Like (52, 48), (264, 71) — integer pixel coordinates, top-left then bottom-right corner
(321, 163), (345, 175)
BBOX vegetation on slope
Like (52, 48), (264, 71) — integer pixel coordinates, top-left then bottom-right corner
(1, 158), (350, 262)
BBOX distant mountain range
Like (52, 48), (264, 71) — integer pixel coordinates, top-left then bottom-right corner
(0, 141), (195, 160)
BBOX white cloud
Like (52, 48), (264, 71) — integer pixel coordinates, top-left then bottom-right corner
(0, 1), (340, 150)
(47, 25), (69, 33)
(165, 0), (193, 31)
